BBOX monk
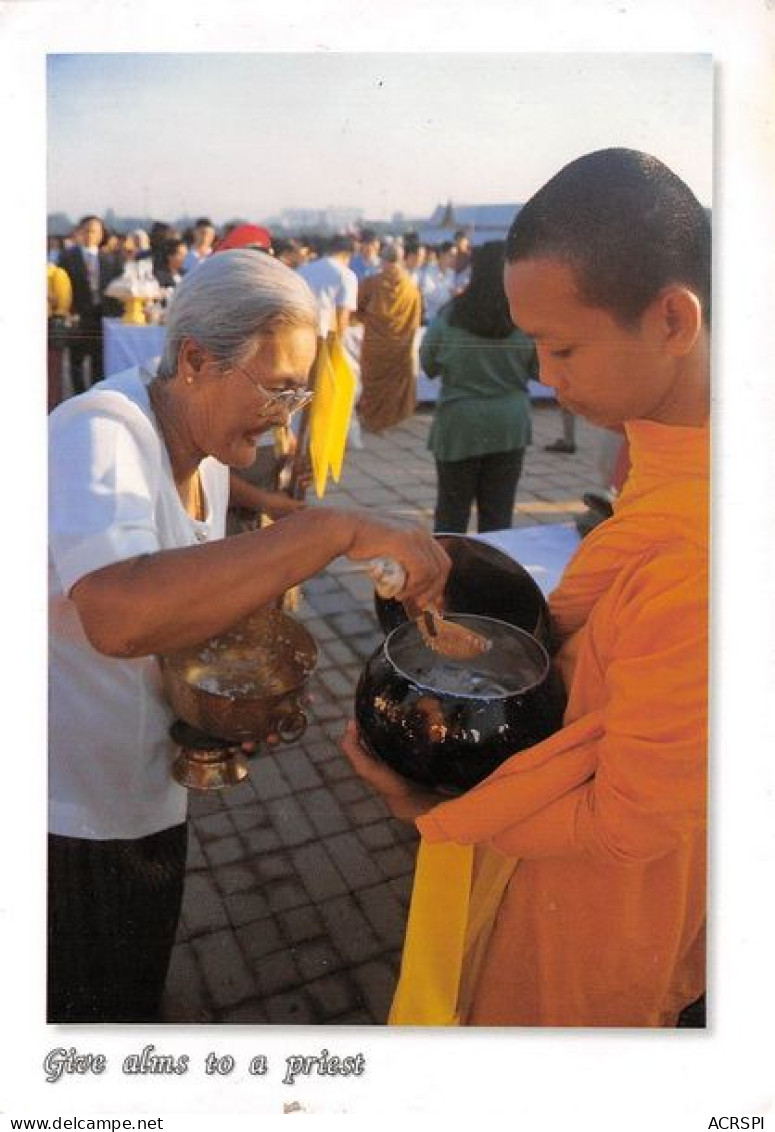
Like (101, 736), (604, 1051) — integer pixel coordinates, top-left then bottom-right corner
(342, 148), (710, 1028)
(356, 243), (422, 433)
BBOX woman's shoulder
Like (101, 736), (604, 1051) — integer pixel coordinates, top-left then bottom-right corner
(49, 369), (158, 444)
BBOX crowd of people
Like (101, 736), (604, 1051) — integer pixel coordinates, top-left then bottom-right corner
(48, 147), (709, 1030)
(47, 214), (535, 533)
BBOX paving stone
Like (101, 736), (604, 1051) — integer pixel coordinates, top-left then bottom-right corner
(262, 989), (316, 1026)
(301, 616), (339, 642)
(249, 754), (293, 800)
(254, 851), (295, 882)
(317, 756), (353, 783)
(277, 905), (325, 946)
(216, 862), (260, 895)
(348, 634), (382, 660)
(264, 878), (309, 914)
(350, 958), (398, 1024)
(230, 805), (273, 832)
(330, 611), (376, 637)
(357, 821), (399, 850)
(290, 843), (349, 901)
(216, 999), (269, 1024)
(322, 831), (383, 889)
(180, 871), (230, 935)
(305, 572), (339, 595)
(318, 668), (357, 699)
(330, 778), (370, 805)
(292, 937), (341, 982)
(303, 737), (338, 764)
(162, 941), (211, 1023)
(241, 826), (283, 855)
(348, 797), (391, 825)
(223, 890), (272, 927)
(300, 787), (351, 837)
(188, 791), (228, 817)
(202, 835), (246, 868)
(372, 843), (416, 880)
(356, 883), (408, 948)
(309, 699), (346, 722)
(194, 811), (237, 841)
(305, 972), (361, 1022)
(392, 819), (420, 845)
(268, 795), (316, 847)
(331, 1008), (376, 1026)
(186, 826), (207, 870)
(275, 749), (323, 791)
(253, 947), (301, 998)
(306, 591), (355, 616)
(235, 915), (285, 963)
(192, 928), (257, 1008)
(318, 894), (382, 965)
(388, 874), (414, 908)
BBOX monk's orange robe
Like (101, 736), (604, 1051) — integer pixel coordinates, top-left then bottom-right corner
(357, 265), (421, 433)
(390, 418), (708, 1027)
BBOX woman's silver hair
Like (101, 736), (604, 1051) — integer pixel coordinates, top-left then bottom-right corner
(157, 249), (319, 377)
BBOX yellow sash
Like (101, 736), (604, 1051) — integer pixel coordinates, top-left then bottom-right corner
(388, 840), (517, 1026)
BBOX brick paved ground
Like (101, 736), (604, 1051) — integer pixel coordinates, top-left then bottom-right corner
(161, 399), (604, 1025)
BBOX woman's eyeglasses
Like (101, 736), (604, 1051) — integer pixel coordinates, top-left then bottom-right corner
(231, 363), (314, 416)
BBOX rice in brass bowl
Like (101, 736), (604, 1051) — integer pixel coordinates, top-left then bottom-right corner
(160, 607), (318, 743)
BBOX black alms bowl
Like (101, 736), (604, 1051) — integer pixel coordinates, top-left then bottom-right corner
(355, 613), (566, 795)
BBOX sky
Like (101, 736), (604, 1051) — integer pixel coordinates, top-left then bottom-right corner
(47, 52), (713, 225)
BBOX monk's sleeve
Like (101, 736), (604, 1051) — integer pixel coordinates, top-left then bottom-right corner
(418, 554), (707, 864)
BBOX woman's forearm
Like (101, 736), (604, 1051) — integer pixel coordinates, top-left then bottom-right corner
(70, 507), (356, 658)
(70, 505), (451, 659)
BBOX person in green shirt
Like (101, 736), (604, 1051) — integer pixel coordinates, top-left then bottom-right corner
(420, 240), (538, 533)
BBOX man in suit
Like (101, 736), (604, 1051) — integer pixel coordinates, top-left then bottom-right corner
(58, 215), (122, 394)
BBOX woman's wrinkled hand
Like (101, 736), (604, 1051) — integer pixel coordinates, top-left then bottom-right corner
(339, 721), (439, 823)
(345, 514), (451, 610)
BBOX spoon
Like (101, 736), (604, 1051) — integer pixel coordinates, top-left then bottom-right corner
(368, 558), (492, 661)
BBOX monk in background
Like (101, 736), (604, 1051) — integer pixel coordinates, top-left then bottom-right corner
(342, 148), (710, 1028)
(356, 242), (422, 433)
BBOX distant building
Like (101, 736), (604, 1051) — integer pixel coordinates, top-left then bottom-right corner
(418, 200), (522, 247)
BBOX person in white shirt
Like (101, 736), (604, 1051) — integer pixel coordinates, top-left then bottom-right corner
(421, 242), (458, 323)
(181, 216), (216, 273)
(48, 248), (450, 1022)
(298, 234), (358, 339)
(349, 228), (381, 283)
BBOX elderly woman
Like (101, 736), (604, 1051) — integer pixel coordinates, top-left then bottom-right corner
(48, 249), (449, 1023)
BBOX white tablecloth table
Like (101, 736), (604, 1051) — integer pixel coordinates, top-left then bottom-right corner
(103, 318), (166, 377)
(477, 523), (579, 596)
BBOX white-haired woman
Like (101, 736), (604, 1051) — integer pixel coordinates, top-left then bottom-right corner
(48, 249), (450, 1023)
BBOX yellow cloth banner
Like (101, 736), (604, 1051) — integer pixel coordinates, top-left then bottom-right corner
(308, 337), (356, 498)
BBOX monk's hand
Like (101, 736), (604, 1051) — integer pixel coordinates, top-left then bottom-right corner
(339, 721), (438, 823)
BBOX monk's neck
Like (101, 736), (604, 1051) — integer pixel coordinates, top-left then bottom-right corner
(651, 333), (710, 427)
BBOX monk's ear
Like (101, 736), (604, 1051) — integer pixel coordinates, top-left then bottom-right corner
(652, 286), (703, 356)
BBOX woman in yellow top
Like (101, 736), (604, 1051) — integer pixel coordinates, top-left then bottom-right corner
(342, 147), (710, 1028)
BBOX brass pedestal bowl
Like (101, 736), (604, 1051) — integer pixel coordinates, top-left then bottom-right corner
(160, 607), (318, 790)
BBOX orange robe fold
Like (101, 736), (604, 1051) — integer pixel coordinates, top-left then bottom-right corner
(392, 418), (709, 1027)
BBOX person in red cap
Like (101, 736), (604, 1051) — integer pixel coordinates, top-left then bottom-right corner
(214, 223), (273, 254)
